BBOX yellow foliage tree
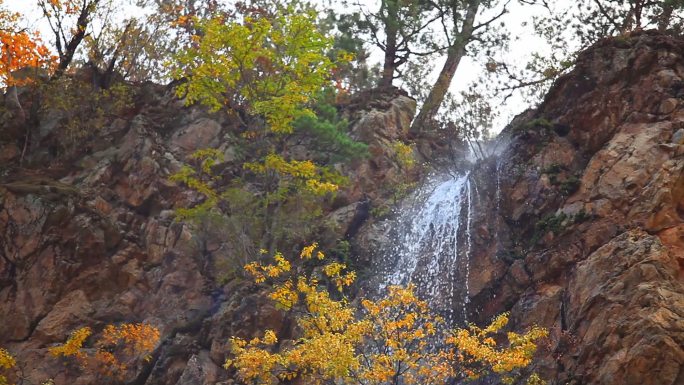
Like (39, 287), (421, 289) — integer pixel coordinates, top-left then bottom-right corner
(170, 148), (346, 271)
(49, 323), (160, 380)
(226, 243), (548, 385)
(243, 153), (344, 198)
(0, 348), (16, 385)
(173, 6), (337, 134)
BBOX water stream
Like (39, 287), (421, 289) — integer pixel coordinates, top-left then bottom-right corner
(375, 171), (474, 325)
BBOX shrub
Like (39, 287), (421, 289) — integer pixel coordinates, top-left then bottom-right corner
(226, 243), (548, 385)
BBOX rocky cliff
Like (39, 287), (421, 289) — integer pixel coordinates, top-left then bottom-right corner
(0, 80), (420, 384)
(1, 30), (683, 385)
(463, 31), (684, 385)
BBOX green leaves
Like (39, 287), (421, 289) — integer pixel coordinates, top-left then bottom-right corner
(173, 9), (337, 134)
(292, 91), (368, 161)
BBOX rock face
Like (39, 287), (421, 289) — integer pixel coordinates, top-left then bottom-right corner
(0, 93), (223, 384)
(1, 30), (683, 385)
(462, 31), (684, 384)
(565, 231), (682, 385)
(0, 82), (418, 384)
(339, 88), (420, 204)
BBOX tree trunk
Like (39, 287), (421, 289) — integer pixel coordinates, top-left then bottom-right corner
(658, 4), (674, 31)
(380, 27), (398, 87)
(380, 0), (400, 88)
(5, 85), (26, 125)
(53, 0), (100, 78)
(410, 2), (479, 134)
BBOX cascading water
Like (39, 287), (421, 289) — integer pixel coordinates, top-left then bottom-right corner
(375, 171), (475, 325)
(463, 178), (473, 319)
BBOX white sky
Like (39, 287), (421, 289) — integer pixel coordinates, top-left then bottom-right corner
(7, 0), (567, 134)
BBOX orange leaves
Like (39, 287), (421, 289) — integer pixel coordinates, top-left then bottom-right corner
(269, 280), (298, 309)
(89, 323), (160, 378)
(48, 327), (92, 363)
(0, 31), (55, 86)
(227, 245), (370, 385)
(44, 0), (80, 15)
(244, 251), (292, 284)
(100, 323), (160, 356)
(358, 284), (454, 385)
(172, 14), (192, 28)
(225, 335), (281, 385)
(0, 348), (16, 385)
(0, 1), (55, 86)
(446, 313), (549, 382)
(322, 262), (356, 292)
(50, 323), (160, 380)
(299, 242), (320, 259)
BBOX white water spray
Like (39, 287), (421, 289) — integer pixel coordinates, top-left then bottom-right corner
(463, 179), (473, 322)
(376, 171), (474, 324)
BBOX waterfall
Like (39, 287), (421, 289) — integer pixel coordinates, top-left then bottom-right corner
(463, 178), (472, 321)
(376, 171), (474, 325)
(495, 157), (502, 215)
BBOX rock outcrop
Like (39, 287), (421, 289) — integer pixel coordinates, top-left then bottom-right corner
(0, 81), (418, 384)
(1, 29), (683, 385)
(464, 31), (684, 384)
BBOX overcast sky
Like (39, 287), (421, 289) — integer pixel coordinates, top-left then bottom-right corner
(8, 0), (565, 135)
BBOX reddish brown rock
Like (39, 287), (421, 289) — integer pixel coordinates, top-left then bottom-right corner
(1, 30), (683, 385)
(464, 32), (684, 385)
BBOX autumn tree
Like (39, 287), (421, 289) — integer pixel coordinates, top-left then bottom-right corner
(0, 0), (54, 86)
(37, 0), (105, 77)
(0, 31), (53, 87)
(0, 324), (159, 385)
(1, 29), (52, 159)
(173, 4), (337, 134)
(0, 0), (54, 159)
(169, 3), (365, 265)
(226, 243), (548, 385)
(49, 323), (160, 381)
(0, 348), (16, 385)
